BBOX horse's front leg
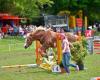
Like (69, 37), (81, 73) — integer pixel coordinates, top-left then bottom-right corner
(38, 47), (48, 58)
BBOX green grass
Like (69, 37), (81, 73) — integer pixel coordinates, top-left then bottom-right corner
(0, 36), (35, 53)
(0, 36), (100, 80)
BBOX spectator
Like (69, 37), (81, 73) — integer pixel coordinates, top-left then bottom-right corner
(1, 24), (8, 37)
(19, 25), (24, 36)
(0, 28), (3, 39)
(13, 25), (19, 36)
(9, 26), (14, 36)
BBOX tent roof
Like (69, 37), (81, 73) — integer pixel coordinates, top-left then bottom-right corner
(1, 16), (19, 20)
(0, 13), (26, 20)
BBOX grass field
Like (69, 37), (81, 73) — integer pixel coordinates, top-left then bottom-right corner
(0, 36), (100, 80)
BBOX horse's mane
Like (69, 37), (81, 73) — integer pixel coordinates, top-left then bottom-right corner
(29, 26), (45, 36)
(34, 26), (46, 32)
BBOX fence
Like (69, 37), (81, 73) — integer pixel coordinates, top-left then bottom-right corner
(87, 37), (93, 54)
(93, 36), (100, 54)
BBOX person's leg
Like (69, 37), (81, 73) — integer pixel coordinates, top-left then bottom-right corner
(65, 52), (76, 67)
(62, 53), (70, 73)
(64, 52), (70, 66)
(68, 55), (76, 67)
(67, 52), (79, 71)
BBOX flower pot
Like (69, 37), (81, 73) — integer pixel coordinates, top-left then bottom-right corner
(77, 62), (84, 70)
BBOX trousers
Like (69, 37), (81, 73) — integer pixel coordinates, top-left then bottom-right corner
(62, 52), (77, 73)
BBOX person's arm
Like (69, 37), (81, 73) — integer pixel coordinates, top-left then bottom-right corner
(62, 41), (67, 53)
(69, 42), (73, 48)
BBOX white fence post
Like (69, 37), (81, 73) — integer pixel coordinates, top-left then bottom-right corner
(8, 44), (11, 52)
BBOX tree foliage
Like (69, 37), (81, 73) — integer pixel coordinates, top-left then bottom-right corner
(0, 0), (14, 13)
(0, 0), (100, 24)
(71, 37), (89, 64)
(0, 0), (53, 21)
(50, 0), (100, 24)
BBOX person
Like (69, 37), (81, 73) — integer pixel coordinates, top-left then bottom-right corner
(77, 31), (82, 41)
(1, 24), (8, 38)
(61, 30), (79, 75)
(9, 26), (14, 36)
(0, 28), (3, 39)
(13, 24), (19, 36)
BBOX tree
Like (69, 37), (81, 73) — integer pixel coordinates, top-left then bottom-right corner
(49, 0), (100, 24)
(0, 0), (14, 13)
(0, 0), (53, 22)
(0, 0), (99, 24)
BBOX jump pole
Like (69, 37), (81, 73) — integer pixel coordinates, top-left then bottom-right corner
(56, 33), (62, 64)
(1, 38), (62, 72)
(1, 41), (42, 69)
(35, 33), (62, 65)
(35, 41), (42, 65)
(1, 64), (37, 68)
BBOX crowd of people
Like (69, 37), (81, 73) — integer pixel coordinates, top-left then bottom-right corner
(0, 24), (36, 39)
(88, 23), (100, 31)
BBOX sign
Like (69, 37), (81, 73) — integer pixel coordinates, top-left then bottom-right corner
(93, 36), (100, 54)
(52, 65), (61, 73)
(76, 18), (83, 27)
(85, 30), (93, 37)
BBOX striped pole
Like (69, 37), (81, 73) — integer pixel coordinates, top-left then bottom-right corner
(93, 40), (100, 54)
(84, 16), (88, 30)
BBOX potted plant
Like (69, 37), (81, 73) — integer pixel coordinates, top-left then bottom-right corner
(71, 37), (89, 70)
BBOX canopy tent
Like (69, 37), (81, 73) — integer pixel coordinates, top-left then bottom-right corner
(0, 13), (26, 26)
(0, 13), (26, 20)
(1, 16), (19, 20)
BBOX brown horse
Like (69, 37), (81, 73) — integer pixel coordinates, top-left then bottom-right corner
(24, 27), (58, 56)
(24, 27), (77, 57)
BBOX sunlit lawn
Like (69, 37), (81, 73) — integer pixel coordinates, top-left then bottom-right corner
(0, 36), (100, 80)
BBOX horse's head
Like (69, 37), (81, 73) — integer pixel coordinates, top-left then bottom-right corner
(24, 33), (33, 49)
(24, 27), (46, 49)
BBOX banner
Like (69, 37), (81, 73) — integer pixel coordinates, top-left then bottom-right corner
(76, 18), (83, 27)
(85, 30), (93, 37)
(69, 16), (76, 28)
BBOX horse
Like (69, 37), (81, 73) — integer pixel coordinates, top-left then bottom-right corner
(24, 27), (77, 57)
(24, 27), (58, 57)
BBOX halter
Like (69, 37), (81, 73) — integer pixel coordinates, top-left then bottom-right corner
(26, 35), (33, 44)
